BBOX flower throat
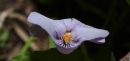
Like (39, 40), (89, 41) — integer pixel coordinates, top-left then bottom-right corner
(62, 31), (72, 44)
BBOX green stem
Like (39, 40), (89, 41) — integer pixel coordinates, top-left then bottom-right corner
(19, 36), (34, 55)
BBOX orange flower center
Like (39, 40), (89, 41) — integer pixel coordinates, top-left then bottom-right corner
(62, 32), (72, 44)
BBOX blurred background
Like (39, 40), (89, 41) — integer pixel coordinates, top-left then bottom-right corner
(0, 0), (130, 61)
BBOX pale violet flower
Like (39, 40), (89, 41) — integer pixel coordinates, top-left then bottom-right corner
(27, 12), (109, 54)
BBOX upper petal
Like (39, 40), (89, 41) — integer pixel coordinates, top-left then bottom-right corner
(72, 27), (109, 44)
(27, 12), (66, 37)
(56, 18), (93, 31)
(27, 12), (55, 36)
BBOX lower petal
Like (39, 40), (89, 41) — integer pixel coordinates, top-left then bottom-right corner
(55, 44), (79, 54)
(90, 37), (105, 44)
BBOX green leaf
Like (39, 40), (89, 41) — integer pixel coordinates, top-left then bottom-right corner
(31, 48), (83, 61)
(110, 52), (116, 61)
(10, 54), (31, 61)
(10, 48), (84, 61)
(126, 0), (130, 6)
(49, 36), (56, 49)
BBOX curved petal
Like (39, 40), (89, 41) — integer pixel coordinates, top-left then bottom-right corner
(29, 24), (48, 37)
(56, 18), (93, 31)
(28, 12), (55, 36)
(90, 37), (105, 44)
(27, 12), (66, 37)
(72, 27), (109, 44)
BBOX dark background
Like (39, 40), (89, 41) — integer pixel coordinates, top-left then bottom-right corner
(0, 0), (130, 61)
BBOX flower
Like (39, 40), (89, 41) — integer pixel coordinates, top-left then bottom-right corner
(27, 12), (109, 54)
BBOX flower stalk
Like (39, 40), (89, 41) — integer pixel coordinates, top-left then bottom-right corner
(18, 36), (34, 55)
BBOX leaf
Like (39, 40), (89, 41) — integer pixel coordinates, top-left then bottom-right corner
(110, 52), (116, 61)
(31, 48), (83, 61)
(126, 0), (130, 6)
(10, 54), (31, 61)
(10, 48), (84, 61)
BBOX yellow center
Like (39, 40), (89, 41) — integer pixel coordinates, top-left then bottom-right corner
(62, 32), (72, 44)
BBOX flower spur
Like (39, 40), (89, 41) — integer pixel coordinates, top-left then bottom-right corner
(27, 12), (109, 54)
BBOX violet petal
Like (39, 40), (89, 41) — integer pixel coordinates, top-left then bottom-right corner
(72, 27), (109, 44)
(90, 37), (105, 44)
(56, 18), (93, 31)
(55, 44), (78, 54)
(27, 12), (66, 37)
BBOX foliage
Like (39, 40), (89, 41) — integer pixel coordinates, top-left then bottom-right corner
(10, 48), (83, 61)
